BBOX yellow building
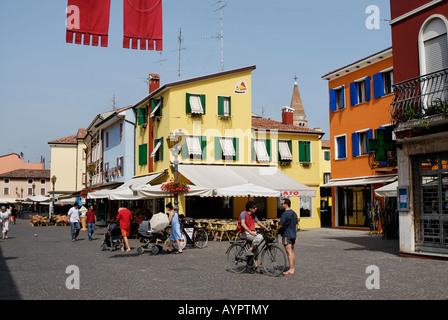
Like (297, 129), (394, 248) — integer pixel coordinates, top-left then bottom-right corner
(48, 128), (87, 195)
(133, 67), (325, 228)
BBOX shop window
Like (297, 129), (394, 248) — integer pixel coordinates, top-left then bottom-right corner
(299, 196), (312, 218)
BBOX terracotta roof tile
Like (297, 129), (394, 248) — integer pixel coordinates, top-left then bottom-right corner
(0, 169), (50, 179)
(49, 128), (87, 144)
(252, 118), (324, 135)
(321, 140), (331, 148)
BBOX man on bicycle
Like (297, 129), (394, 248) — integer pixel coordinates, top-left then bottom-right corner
(237, 201), (270, 268)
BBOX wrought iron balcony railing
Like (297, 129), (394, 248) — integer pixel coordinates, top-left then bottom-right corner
(390, 68), (448, 123)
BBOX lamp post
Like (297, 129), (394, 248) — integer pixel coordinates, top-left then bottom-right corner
(166, 129), (184, 213)
(87, 163), (96, 188)
(51, 175), (57, 220)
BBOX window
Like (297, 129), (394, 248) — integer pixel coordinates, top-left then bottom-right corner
(3, 187), (9, 195)
(218, 96), (231, 117)
(352, 130), (373, 157)
(40, 188), (46, 196)
(298, 141), (311, 163)
(139, 144), (148, 165)
(105, 132), (109, 148)
(41, 179), (46, 184)
(252, 139), (270, 162)
(350, 77), (371, 106)
(335, 135), (347, 160)
(420, 17), (448, 75)
(82, 173), (87, 185)
(151, 137), (164, 162)
(329, 86), (345, 111)
(186, 93), (205, 115)
(323, 172), (331, 184)
(278, 140), (292, 161)
(117, 157), (124, 176)
(137, 106), (148, 126)
(182, 136), (207, 159)
(215, 137), (238, 161)
(373, 69), (394, 98)
(324, 150), (331, 161)
(300, 197), (312, 218)
(28, 179), (33, 184)
(28, 188), (33, 196)
(4, 178), (9, 184)
(150, 97), (163, 118)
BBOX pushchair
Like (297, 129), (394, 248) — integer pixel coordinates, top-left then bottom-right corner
(136, 220), (168, 255)
(100, 222), (123, 252)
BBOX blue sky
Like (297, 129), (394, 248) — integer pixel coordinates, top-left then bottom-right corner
(0, 0), (392, 167)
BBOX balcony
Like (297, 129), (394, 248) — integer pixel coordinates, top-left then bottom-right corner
(390, 68), (448, 124)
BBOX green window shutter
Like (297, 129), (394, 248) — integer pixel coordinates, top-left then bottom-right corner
(200, 94), (206, 114)
(218, 97), (224, 116)
(159, 137), (163, 161)
(233, 137), (239, 161)
(186, 93), (191, 114)
(299, 141), (311, 163)
(228, 96), (231, 116)
(137, 107), (146, 125)
(139, 144), (148, 165)
(214, 137), (221, 160)
(154, 137), (163, 162)
(201, 136), (207, 159)
(181, 143), (188, 159)
(151, 98), (163, 117)
(266, 139), (271, 161)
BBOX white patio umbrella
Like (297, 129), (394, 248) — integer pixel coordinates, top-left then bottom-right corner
(374, 181), (398, 198)
(25, 195), (51, 202)
(214, 183), (281, 197)
(150, 212), (170, 231)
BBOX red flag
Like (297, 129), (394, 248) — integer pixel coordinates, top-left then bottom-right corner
(123, 0), (163, 51)
(66, 0), (111, 47)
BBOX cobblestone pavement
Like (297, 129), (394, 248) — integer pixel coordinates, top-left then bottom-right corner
(1, 219), (447, 301)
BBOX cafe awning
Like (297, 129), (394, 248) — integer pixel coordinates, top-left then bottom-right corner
(178, 164), (316, 197)
(322, 174), (397, 188)
(374, 181), (398, 198)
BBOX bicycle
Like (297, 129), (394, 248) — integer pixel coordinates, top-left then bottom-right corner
(172, 219), (208, 250)
(225, 230), (287, 277)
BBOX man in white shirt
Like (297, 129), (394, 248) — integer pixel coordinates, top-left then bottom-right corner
(68, 203), (80, 242)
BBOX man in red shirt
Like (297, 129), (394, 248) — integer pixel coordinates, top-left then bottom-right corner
(85, 205), (97, 241)
(116, 202), (133, 252)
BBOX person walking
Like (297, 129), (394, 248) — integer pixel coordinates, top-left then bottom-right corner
(116, 202), (133, 252)
(68, 203), (81, 242)
(85, 205), (97, 241)
(278, 198), (299, 275)
(165, 202), (182, 254)
(1, 206), (11, 239)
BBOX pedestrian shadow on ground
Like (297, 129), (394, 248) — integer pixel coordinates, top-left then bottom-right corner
(325, 236), (400, 256)
(0, 246), (21, 299)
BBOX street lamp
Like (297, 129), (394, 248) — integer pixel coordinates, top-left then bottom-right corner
(166, 129), (185, 213)
(87, 162), (96, 188)
(51, 175), (57, 220)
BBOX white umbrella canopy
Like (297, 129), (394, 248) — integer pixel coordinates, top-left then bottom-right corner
(374, 181), (398, 198)
(150, 212), (170, 231)
(25, 195), (51, 202)
(215, 183), (281, 197)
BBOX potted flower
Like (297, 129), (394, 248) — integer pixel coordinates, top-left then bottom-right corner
(161, 178), (190, 195)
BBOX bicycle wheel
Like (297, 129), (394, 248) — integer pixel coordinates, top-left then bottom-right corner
(172, 232), (187, 250)
(261, 245), (287, 277)
(193, 228), (208, 248)
(226, 243), (247, 274)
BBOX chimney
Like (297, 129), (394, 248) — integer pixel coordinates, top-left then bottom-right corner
(149, 74), (160, 94)
(281, 106), (294, 125)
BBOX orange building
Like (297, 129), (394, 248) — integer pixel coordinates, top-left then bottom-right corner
(322, 47), (398, 233)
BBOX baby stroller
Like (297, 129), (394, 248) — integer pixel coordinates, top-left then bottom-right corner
(136, 220), (168, 255)
(100, 222), (123, 252)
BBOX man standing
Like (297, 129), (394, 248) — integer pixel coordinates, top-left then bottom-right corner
(278, 198), (299, 275)
(85, 205), (97, 241)
(237, 201), (269, 271)
(68, 203), (81, 242)
(116, 202), (133, 252)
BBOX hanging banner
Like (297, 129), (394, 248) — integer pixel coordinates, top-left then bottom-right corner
(123, 0), (163, 51)
(66, 0), (111, 47)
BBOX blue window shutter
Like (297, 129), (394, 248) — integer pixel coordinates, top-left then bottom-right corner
(365, 76), (371, 101)
(329, 89), (337, 111)
(351, 133), (360, 157)
(373, 73), (384, 99)
(340, 86), (345, 109)
(367, 129), (373, 154)
(337, 136), (346, 159)
(350, 82), (358, 106)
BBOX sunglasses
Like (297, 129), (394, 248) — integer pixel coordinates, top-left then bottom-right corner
(252, 206), (257, 209)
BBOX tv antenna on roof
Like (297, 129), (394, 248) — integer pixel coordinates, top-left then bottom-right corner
(202, 0), (225, 71)
(176, 28), (187, 79)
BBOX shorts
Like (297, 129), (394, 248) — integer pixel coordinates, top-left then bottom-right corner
(121, 229), (130, 237)
(281, 236), (296, 246)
